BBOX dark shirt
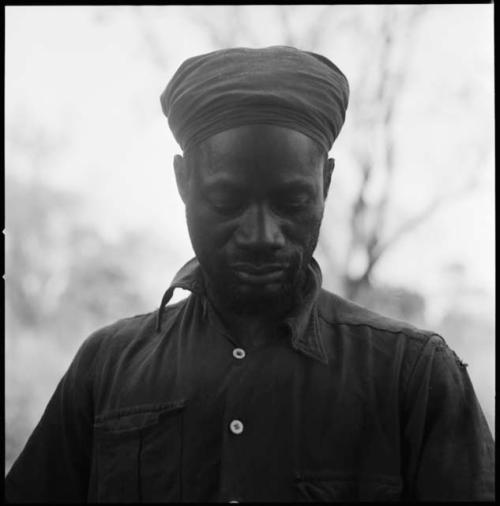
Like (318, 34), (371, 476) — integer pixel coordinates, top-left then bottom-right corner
(5, 258), (495, 502)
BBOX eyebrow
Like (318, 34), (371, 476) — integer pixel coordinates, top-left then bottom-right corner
(274, 179), (316, 195)
(202, 177), (244, 191)
(202, 177), (316, 193)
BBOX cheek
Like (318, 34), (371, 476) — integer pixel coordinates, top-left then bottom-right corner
(186, 205), (236, 252)
(284, 207), (324, 243)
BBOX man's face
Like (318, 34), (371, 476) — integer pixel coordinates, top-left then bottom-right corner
(178, 124), (331, 316)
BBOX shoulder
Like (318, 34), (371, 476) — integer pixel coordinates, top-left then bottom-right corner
(317, 288), (435, 337)
(76, 298), (189, 361)
(67, 299), (193, 388)
(74, 298), (171, 355)
(81, 310), (157, 351)
(316, 288), (447, 360)
(315, 288), (465, 397)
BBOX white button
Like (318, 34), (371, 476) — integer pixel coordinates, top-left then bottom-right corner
(229, 501), (239, 503)
(229, 419), (244, 435)
(233, 348), (246, 359)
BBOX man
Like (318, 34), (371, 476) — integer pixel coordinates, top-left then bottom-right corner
(5, 46), (494, 502)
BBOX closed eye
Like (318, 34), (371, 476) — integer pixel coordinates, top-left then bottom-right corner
(208, 195), (246, 215)
(273, 193), (312, 213)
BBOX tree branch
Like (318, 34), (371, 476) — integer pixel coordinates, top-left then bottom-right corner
(368, 175), (483, 274)
(364, 6), (429, 272)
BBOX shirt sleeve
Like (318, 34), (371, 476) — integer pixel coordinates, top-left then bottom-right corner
(5, 331), (103, 503)
(402, 334), (495, 501)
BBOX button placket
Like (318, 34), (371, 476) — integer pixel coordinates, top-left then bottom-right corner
(222, 345), (247, 501)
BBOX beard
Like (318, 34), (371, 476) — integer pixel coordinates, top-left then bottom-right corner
(216, 255), (306, 317)
(201, 224), (321, 318)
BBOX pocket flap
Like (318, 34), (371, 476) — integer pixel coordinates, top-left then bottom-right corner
(295, 472), (402, 502)
(94, 400), (187, 435)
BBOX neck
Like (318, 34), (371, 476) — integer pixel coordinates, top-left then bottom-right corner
(205, 283), (289, 349)
(223, 311), (282, 349)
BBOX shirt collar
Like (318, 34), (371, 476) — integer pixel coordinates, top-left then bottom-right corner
(156, 257), (329, 365)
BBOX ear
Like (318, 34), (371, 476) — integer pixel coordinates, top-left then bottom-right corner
(323, 157), (335, 200)
(173, 154), (191, 204)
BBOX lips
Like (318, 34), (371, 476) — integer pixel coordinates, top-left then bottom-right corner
(230, 263), (287, 285)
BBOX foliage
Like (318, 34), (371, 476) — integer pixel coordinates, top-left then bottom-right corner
(5, 171), (166, 472)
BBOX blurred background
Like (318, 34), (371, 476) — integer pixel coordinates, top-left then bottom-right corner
(5, 5), (494, 473)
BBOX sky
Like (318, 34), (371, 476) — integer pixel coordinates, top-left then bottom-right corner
(5, 5), (494, 321)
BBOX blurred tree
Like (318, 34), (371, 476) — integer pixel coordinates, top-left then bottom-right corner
(354, 284), (426, 326)
(6, 175), (77, 331)
(311, 5), (489, 301)
(434, 269), (495, 433)
(6, 170), (159, 349)
(5, 119), (155, 347)
(5, 122), (167, 472)
(100, 5), (491, 309)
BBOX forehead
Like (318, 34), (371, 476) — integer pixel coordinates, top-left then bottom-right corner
(190, 125), (324, 186)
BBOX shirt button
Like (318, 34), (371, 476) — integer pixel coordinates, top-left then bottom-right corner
(229, 419), (244, 435)
(232, 348), (246, 359)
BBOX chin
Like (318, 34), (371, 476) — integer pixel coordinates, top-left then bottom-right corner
(231, 293), (293, 316)
(230, 285), (290, 315)
(199, 245), (315, 316)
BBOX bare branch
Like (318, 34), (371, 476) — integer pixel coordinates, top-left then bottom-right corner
(368, 175), (483, 274)
(363, 6), (430, 270)
(344, 168), (483, 298)
(342, 157), (372, 271)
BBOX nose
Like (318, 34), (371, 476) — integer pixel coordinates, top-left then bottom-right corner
(234, 203), (285, 251)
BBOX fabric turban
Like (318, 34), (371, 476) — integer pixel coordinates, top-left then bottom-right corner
(160, 46), (349, 153)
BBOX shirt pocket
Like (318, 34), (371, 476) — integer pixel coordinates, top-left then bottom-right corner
(294, 472), (402, 502)
(89, 400), (187, 503)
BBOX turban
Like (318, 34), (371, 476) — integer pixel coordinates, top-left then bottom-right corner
(160, 46), (349, 153)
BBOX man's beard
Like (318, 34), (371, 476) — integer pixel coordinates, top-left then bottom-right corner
(219, 256), (307, 317)
(203, 227), (320, 318)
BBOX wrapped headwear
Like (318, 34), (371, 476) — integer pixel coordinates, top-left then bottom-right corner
(160, 46), (349, 153)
